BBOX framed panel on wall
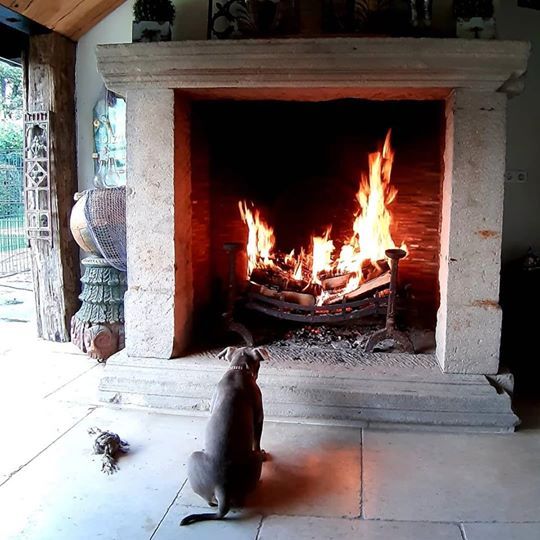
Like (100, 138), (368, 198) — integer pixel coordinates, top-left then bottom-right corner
(207, 0), (299, 39)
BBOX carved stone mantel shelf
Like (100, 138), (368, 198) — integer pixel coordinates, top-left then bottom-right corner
(96, 38), (529, 97)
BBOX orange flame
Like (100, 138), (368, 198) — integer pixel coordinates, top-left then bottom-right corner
(239, 130), (404, 301)
(338, 130), (399, 272)
(311, 229), (334, 284)
(238, 201), (275, 275)
(292, 248), (306, 281)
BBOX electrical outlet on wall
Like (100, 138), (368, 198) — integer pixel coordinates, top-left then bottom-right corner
(506, 170), (528, 183)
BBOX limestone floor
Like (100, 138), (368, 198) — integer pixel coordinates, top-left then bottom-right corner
(1, 310), (540, 539)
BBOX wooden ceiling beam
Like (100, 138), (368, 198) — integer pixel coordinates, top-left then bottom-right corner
(0, 0), (126, 40)
(54, 0), (126, 40)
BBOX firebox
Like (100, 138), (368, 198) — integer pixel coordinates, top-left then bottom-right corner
(95, 38), (530, 430)
(190, 99), (443, 345)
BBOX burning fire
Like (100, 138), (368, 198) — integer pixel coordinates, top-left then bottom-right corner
(239, 130), (404, 304)
(238, 202), (275, 275)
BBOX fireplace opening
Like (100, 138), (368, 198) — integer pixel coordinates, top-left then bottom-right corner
(189, 98), (444, 351)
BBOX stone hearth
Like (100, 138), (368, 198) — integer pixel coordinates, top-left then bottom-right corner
(96, 38), (529, 430)
(101, 348), (518, 432)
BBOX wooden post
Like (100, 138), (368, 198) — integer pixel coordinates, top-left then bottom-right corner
(25, 33), (80, 341)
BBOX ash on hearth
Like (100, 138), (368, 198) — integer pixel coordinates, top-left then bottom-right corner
(272, 323), (380, 350)
(268, 323), (434, 354)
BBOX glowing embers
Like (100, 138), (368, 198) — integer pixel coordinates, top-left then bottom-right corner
(239, 130), (405, 306)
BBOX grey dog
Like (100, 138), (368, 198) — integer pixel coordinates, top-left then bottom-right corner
(180, 346), (268, 526)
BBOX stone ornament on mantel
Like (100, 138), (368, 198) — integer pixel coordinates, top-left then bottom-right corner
(132, 21), (172, 42)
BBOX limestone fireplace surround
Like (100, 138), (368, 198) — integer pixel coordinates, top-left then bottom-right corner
(96, 38), (530, 430)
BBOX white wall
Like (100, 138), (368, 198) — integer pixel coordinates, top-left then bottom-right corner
(76, 0), (133, 192)
(75, 0), (540, 261)
(495, 1), (540, 262)
(75, 0), (207, 192)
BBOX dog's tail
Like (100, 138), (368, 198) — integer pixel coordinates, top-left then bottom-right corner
(179, 485), (230, 526)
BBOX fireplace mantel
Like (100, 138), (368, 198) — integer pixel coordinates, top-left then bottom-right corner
(96, 38), (529, 97)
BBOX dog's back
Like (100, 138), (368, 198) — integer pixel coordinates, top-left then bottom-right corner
(205, 370), (258, 462)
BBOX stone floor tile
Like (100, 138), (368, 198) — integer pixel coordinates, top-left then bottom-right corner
(0, 272), (34, 325)
(363, 430), (540, 522)
(0, 400), (91, 478)
(152, 501), (262, 540)
(0, 407), (206, 540)
(47, 363), (105, 406)
(462, 522), (540, 540)
(0, 324), (94, 403)
(259, 516), (462, 540)
(177, 420), (361, 518)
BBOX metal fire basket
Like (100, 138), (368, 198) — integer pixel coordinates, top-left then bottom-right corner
(224, 244), (413, 352)
(245, 286), (388, 324)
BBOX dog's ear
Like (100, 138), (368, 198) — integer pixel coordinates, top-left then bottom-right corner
(217, 347), (236, 361)
(253, 347), (269, 362)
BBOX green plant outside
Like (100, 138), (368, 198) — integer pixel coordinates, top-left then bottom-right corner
(0, 120), (23, 153)
(0, 60), (23, 153)
(0, 60), (26, 260)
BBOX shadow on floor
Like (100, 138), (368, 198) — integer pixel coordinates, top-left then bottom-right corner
(514, 399), (540, 431)
(246, 442), (359, 515)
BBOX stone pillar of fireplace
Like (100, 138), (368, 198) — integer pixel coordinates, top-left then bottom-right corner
(437, 90), (506, 374)
(124, 89), (192, 358)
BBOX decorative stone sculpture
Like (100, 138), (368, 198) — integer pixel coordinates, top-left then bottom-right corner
(70, 190), (127, 362)
(71, 256), (127, 362)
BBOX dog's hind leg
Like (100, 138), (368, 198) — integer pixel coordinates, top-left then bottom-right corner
(180, 485), (230, 526)
(232, 450), (264, 505)
(186, 451), (216, 506)
(246, 450), (264, 492)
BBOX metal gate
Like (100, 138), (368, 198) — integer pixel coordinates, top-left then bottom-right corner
(0, 152), (30, 276)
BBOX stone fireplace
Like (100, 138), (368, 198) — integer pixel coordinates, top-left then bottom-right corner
(96, 38), (530, 430)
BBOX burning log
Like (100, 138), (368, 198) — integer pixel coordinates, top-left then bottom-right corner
(250, 266), (289, 290)
(250, 266), (390, 307)
(363, 259), (389, 281)
(321, 273), (355, 291)
(320, 271), (390, 305)
(281, 290), (316, 306)
(249, 257), (391, 307)
(345, 271), (390, 300)
(250, 267), (311, 294)
(320, 259), (387, 293)
(249, 281), (315, 306)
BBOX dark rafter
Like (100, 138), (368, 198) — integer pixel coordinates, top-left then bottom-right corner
(0, 5), (49, 63)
